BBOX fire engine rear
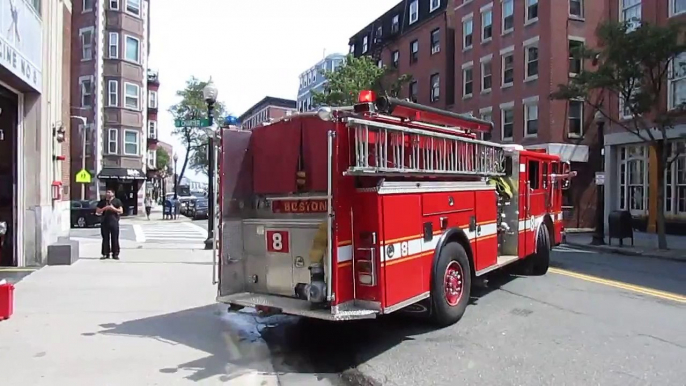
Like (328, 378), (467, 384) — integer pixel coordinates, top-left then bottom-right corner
(215, 91), (575, 326)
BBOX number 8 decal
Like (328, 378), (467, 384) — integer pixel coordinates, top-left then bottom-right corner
(272, 232), (283, 251)
(266, 230), (290, 253)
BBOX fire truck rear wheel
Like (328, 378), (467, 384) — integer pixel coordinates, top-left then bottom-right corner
(431, 242), (471, 327)
(530, 226), (551, 276)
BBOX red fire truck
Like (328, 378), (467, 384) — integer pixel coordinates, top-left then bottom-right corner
(216, 91), (575, 326)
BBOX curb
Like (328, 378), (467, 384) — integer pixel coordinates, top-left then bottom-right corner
(564, 242), (686, 263)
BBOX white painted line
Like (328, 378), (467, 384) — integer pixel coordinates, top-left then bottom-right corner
(133, 224), (145, 243)
(185, 221), (210, 235)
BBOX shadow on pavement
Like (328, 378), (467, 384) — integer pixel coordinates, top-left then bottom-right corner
(83, 277), (518, 385)
(550, 252), (686, 297)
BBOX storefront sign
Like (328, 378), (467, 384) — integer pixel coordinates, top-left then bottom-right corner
(272, 200), (328, 213)
(0, 0), (42, 92)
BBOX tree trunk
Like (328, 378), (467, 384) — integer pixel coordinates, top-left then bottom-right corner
(654, 142), (668, 250)
(177, 143), (191, 189)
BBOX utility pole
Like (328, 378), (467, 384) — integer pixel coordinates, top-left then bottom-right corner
(202, 81), (218, 250)
(71, 116), (88, 200)
(591, 111), (606, 245)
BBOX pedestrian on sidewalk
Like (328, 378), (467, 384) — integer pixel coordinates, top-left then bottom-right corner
(96, 189), (123, 260)
(144, 194), (153, 220)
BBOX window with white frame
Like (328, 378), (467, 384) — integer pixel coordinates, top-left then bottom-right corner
(526, 0), (538, 22)
(502, 50), (514, 86)
(570, 0), (583, 17)
(568, 100), (584, 137)
(107, 128), (118, 154)
(410, 40), (419, 63)
(375, 26), (382, 39)
(672, 0), (686, 16)
(126, 0), (140, 16)
(148, 120), (157, 139)
(108, 32), (119, 59)
(80, 76), (93, 107)
(463, 16), (473, 49)
(525, 40), (539, 79)
(149, 90), (158, 109)
(502, 0), (514, 33)
(618, 145), (647, 213)
(392, 14), (400, 33)
(669, 52), (686, 110)
(108, 80), (118, 107)
(110, 0), (119, 10)
(430, 0), (441, 12)
(147, 150), (156, 169)
(665, 141), (686, 214)
(83, 0), (93, 12)
(392, 50), (399, 67)
(482, 6), (493, 41)
(501, 104), (514, 140)
(362, 36), (368, 53)
(463, 65), (473, 98)
(80, 27), (94, 60)
(619, 78), (640, 118)
(430, 73), (440, 102)
(125, 35), (140, 63)
(621, 0), (642, 32)
(377, 59), (383, 68)
(524, 101), (539, 137)
(349, 44), (355, 54)
(124, 83), (140, 109)
(431, 28), (440, 54)
(409, 0), (419, 24)
(409, 80), (418, 102)
(480, 108), (493, 141)
(123, 130), (139, 155)
(481, 58), (492, 92)
(569, 39), (584, 75)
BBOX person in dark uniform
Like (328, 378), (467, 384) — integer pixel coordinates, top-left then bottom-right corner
(96, 189), (123, 260)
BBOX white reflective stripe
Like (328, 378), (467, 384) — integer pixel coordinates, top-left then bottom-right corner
(378, 222), (500, 262)
(337, 245), (353, 262)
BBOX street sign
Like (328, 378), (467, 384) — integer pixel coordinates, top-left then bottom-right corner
(174, 118), (210, 128)
(595, 172), (605, 186)
(75, 169), (91, 184)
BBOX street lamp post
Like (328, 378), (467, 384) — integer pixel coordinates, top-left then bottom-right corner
(203, 80), (218, 250)
(173, 152), (179, 200)
(591, 110), (606, 245)
(70, 115), (88, 200)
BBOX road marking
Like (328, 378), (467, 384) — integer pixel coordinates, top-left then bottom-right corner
(132, 224), (146, 242)
(549, 268), (686, 304)
(185, 221), (209, 235)
(0, 268), (37, 272)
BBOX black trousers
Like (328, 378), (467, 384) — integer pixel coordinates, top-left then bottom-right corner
(101, 221), (120, 256)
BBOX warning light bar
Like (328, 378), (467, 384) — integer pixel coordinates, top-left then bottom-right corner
(358, 90), (377, 103)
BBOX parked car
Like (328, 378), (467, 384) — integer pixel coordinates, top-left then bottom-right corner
(190, 197), (209, 220)
(71, 200), (101, 228)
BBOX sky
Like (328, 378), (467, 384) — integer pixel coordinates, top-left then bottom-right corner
(148, 0), (400, 182)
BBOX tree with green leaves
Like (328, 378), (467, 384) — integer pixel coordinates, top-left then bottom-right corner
(552, 20), (686, 249)
(156, 147), (170, 172)
(312, 54), (412, 107)
(169, 76), (226, 185)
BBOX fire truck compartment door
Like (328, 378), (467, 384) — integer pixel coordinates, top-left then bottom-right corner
(228, 219), (324, 297)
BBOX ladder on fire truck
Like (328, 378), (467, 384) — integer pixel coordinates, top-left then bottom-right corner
(345, 95), (506, 177)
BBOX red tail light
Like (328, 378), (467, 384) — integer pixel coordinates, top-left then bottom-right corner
(358, 90), (376, 103)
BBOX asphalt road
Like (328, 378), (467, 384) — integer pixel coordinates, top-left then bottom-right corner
(244, 247), (686, 386)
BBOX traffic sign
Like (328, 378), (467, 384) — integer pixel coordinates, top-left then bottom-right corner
(174, 118), (210, 128)
(595, 172), (605, 186)
(75, 169), (91, 184)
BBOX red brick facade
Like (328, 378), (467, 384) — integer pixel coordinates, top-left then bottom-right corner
(61, 4), (72, 200)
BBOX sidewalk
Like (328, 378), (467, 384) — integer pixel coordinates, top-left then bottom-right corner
(564, 231), (686, 263)
(0, 238), (330, 385)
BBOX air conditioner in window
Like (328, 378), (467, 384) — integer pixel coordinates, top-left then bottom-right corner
(431, 45), (440, 54)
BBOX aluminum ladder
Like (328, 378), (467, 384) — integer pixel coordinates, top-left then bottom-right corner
(346, 117), (506, 177)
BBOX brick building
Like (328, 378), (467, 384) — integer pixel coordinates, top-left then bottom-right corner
(70, 0), (152, 215)
(238, 96), (297, 130)
(349, 0), (604, 228)
(145, 69), (159, 184)
(602, 0), (686, 234)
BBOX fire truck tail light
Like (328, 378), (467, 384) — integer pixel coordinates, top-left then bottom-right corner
(358, 274), (373, 285)
(358, 90), (377, 103)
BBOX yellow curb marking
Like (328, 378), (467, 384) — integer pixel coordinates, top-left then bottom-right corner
(549, 268), (686, 304)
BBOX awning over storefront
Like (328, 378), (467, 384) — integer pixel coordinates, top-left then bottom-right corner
(97, 168), (147, 181)
(525, 143), (589, 163)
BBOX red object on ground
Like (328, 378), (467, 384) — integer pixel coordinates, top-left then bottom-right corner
(0, 283), (14, 320)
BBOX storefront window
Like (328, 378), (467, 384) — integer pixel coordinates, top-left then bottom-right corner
(664, 141), (686, 215)
(618, 145), (647, 214)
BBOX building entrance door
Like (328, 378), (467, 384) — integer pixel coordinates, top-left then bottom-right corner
(0, 87), (18, 266)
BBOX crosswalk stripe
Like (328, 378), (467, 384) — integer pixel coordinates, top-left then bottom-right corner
(139, 222), (207, 243)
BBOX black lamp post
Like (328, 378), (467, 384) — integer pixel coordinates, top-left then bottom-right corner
(173, 152), (179, 200)
(591, 110), (606, 245)
(203, 80), (218, 250)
